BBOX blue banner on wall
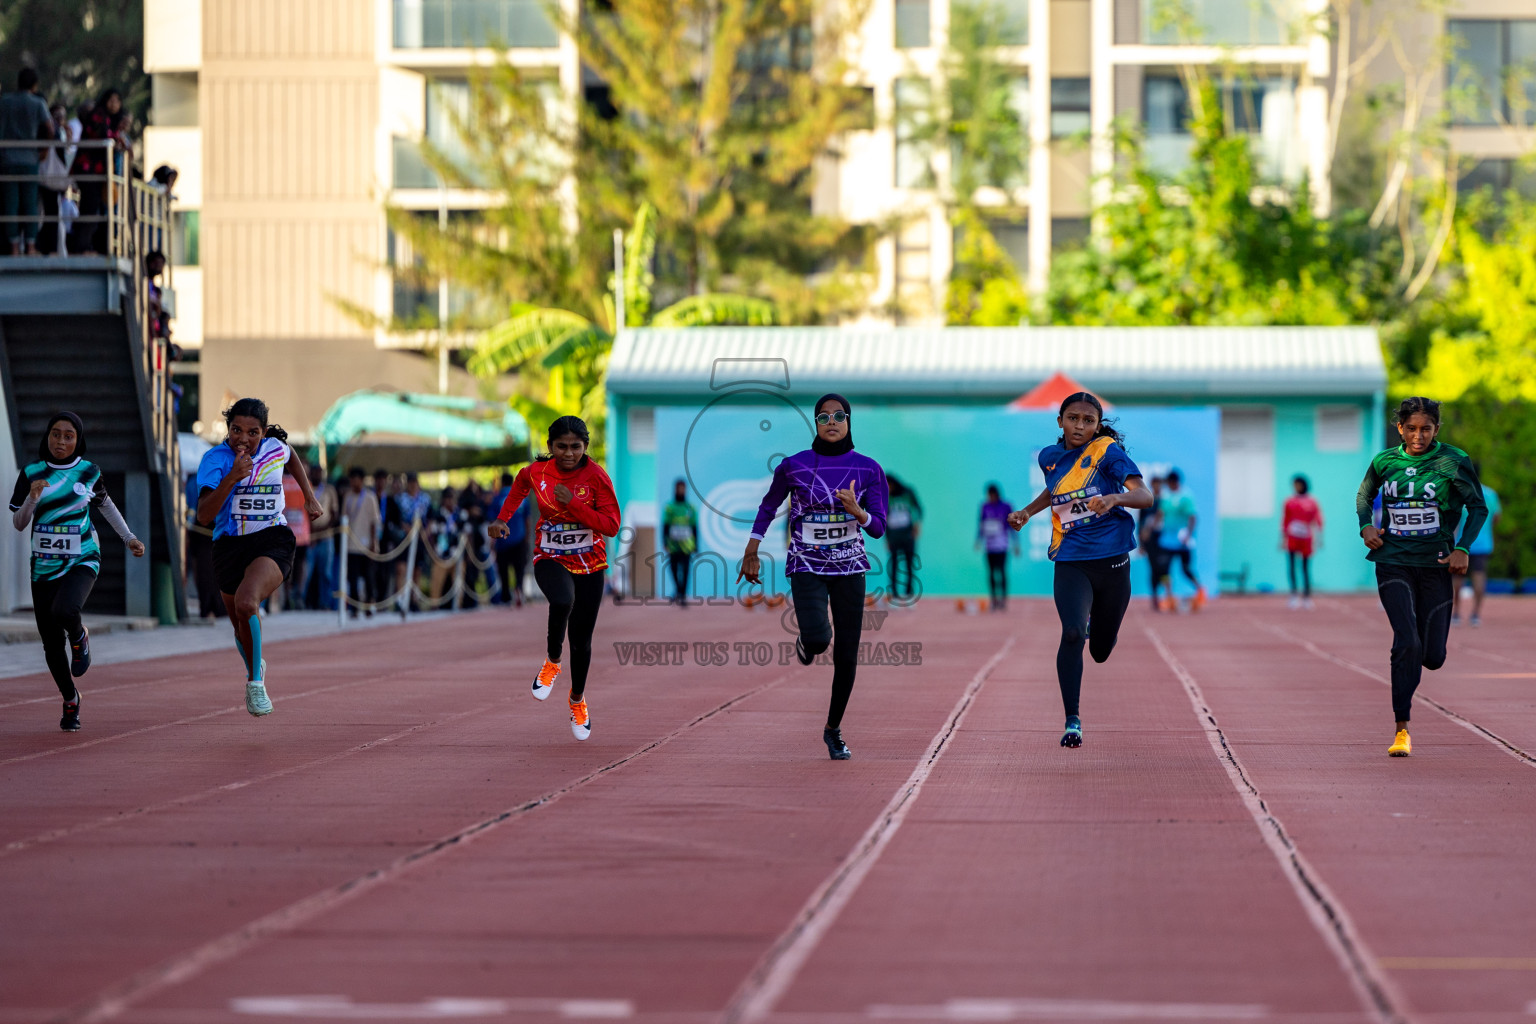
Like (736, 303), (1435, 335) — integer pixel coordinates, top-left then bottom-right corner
(654, 400), (1219, 599)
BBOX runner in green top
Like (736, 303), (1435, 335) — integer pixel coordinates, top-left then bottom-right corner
(661, 478), (698, 607)
(1355, 396), (1487, 757)
(8, 412), (144, 731)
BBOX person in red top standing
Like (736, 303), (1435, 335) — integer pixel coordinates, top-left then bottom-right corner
(1281, 474), (1323, 610)
(488, 416), (620, 741)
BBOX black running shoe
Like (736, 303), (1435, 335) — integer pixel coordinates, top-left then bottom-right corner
(69, 626), (91, 677)
(1060, 715), (1083, 748)
(824, 727), (851, 760)
(60, 690), (81, 732)
(795, 637), (813, 666)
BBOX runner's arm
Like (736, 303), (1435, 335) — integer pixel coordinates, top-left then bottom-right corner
(495, 468), (532, 521)
(749, 460), (791, 542)
(1021, 486), (1051, 517)
(1355, 459), (1382, 531)
(1452, 457), (1489, 553)
(858, 470), (889, 539)
(10, 470), (35, 531)
(556, 472), (622, 537)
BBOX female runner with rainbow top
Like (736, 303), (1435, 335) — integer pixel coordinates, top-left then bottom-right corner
(1007, 393), (1153, 748)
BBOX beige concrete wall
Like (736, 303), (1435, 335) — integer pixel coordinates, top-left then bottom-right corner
(200, 0), (388, 433)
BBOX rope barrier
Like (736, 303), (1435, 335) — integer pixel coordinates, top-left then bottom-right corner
(332, 516), (506, 624)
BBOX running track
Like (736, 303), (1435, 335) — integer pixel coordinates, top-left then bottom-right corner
(3, 595), (1535, 1024)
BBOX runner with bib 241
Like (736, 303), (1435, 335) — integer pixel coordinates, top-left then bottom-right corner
(1356, 396), (1487, 758)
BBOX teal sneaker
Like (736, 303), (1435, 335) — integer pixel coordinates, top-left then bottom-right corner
(246, 660), (272, 717)
(1060, 715), (1083, 748)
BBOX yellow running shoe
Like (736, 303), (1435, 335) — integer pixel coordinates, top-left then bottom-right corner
(569, 697), (590, 741)
(532, 659), (560, 701)
(1388, 729), (1411, 757)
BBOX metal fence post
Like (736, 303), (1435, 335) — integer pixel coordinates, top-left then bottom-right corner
(337, 516), (349, 630)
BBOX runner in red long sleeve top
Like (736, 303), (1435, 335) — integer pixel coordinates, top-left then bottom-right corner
(488, 417), (620, 743)
(498, 457), (621, 574)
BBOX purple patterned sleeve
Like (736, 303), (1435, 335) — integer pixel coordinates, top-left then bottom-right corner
(750, 458), (792, 540)
(860, 463), (889, 539)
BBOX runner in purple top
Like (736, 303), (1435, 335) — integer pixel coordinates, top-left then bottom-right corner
(977, 484), (1018, 612)
(739, 394), (889, 761)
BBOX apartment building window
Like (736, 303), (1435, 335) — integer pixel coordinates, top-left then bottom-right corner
(996, 0), (1028, 44)
(394, 0), (557, 49)
(1142, 0), (1292, 45)
(171, 211), (199, 266)
(1143, 73), (1299, 182)
(1051, 79), (1091, 138)
(894, 78), (935, 188)
(895, 0), (930, 48)
(151, 73), (199, 128)
(987, 218), (1029, 274)
(1460, 158), (1536, 198)
(1052, 217), (1089, 250)
(1447, 20), (1536, 127)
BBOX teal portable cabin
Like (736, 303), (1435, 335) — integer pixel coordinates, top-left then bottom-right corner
(605, 326), (1385, 598)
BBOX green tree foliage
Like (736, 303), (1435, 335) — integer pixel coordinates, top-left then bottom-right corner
(465, 203), (778, 456)
(0, 0), (148, 123)
(1043, 76), (1398, 327)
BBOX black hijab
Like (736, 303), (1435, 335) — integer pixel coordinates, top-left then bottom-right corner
(811, 393), (855, 457)
(39, 411), (86, 463)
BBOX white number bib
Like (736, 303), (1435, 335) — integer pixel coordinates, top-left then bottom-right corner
(1052, 488), (1101, 532)
(33, 525), (82, 557)
(1286, 520), (1313, 539)
(541, 522), (594, 554)
(889, 506), (912, 530)
(231, 483), (284, 534)
(798, 512), (860, 548)
(668, 524), (693, 542)
(981, 518), (1004, 538)
(1386, 501), (1440, 537)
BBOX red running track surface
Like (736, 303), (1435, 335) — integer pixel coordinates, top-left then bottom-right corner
(2, 595), (1535, 1024)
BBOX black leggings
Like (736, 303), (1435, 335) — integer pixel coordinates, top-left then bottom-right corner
(1052, 555), (1132, 718)
(668, 552), (691, 600)
(887, 537), (916, 599)
(534, 559), (605, 699)
(1288, 551), (1311, 597)
(31, 567), (96, 699)
(986, 551), (1007, 608)
(790, 572), (867, 730)
(1375, 563), (1453, 723)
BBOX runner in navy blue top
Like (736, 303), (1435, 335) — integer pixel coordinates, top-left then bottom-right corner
(1007, 392), (1153, 748)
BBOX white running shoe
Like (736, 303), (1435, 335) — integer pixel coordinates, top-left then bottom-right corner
(569, 697), (590, 741)
(246, 672), (273, 717)
(1287, 596), (1301, 610)
(532, 658), (560, 701)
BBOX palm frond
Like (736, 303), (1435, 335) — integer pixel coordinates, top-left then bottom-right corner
(538, 325), (614, 369)
(623, 202), (659, 326)
(650, 294), (780, 328)
(467, 308), (594, 377)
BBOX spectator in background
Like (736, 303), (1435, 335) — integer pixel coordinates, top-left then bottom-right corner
(145, 250), (170, 340)
(883, 475), (921, 603)
(395, 472), (432, 609)
(37, 102), (72, 256)
(342, 467), (381, 617)
(0, 68), (55, 255)
(661, 477), (698, 607)
(1140, 475), (1168, 612)
(491, 470), (531, 607)
(71, 88), (129, 255)
(282, 465), (312, 610)
(1453, 462), (1502, 628)
(304, 464), (340, 610)
(1156, 469), (1206, 612)
(460, 482), (492, 607)
(427, 487), (464, 604)
(149, 164), (178, 196)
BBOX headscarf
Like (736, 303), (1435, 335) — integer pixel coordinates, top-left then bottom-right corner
(811, 393), (855, 457)
(39, 411), (86, 463)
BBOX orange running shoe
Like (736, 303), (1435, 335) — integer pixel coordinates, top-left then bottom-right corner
(1388, 729), (1411, 757)
(1159, 595), (1177, 613)
(569, 696), (590, 741)
(1191, 587), (1208, 612)
(532, 658), (560, 701)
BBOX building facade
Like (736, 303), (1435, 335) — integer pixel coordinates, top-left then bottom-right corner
(142, 0), (576, 438)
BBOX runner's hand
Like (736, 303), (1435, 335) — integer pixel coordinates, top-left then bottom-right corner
(835, 486), (860, 517)
(1440, 549), (1470, 575)
(737, 551), (761, 585)
(1006, 509), (1030, 531)
(229, 452), (253, 480)
(305, 498), (323, 522)
(486, 520), (509, 540)
(1087, 493), (1118, 514)
(552, 483), (573, 504)
(127, 538), (145, 557)
(1360, 525), (1384, 550)
(29, 479), (45, 500)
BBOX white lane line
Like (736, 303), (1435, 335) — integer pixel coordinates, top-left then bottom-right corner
(54, 673), (792, 1024)
(229, 995), (633, 1018)
(1146, 627), (1411, 1024)
(719, 636), (1017, 1024)
(1254, 619), (1536, 768)
(866, 996), (1268, 1020)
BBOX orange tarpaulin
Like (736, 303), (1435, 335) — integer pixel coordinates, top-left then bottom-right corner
(1007, 372), (1108, 410)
